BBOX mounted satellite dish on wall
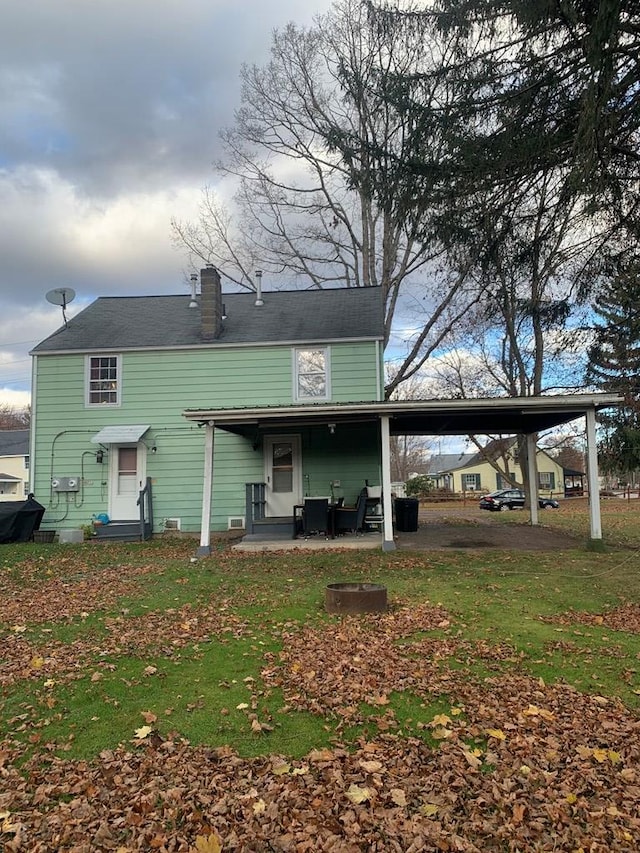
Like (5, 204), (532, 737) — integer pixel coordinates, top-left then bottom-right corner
(45, 287), (76, 328)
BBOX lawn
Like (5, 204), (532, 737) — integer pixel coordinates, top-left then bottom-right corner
(1, 503), (639, 851)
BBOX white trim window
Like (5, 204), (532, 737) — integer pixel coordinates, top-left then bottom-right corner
(86, 355), (121, 406)
(462, 472), (481, 491)
(538, 471), (556, 490)
(293, 347), (330, 402)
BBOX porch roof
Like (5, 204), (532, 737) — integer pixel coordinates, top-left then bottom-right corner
(183, 393), (622, 436)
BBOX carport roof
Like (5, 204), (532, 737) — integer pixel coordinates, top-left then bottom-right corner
(183, 393), (622, 435)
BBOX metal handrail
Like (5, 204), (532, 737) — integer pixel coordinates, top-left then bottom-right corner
(245, 482), (266, 533)
(136, 477), (153, 540)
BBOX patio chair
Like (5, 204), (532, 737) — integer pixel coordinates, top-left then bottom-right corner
(302, 497), (330, 538)
(334, 489), (367, 535)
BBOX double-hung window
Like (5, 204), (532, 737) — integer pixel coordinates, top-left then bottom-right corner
(462, 473), (481, 491)
(538, 471), (555, 490)
(294, 347), (330, 402)
(86, 355), (121, 406)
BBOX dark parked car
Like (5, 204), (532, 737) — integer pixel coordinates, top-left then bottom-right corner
(479, 489), (559, 512)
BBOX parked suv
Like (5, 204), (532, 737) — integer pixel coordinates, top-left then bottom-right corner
(479, 489), (559, 511)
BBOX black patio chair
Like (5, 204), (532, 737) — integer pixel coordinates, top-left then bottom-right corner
(302, 498), (330, 538)
(334, 489), (367, 535)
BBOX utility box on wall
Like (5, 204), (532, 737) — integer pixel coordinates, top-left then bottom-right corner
(51, 477), (80, 492)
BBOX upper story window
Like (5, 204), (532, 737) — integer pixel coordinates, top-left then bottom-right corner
(24, 455), (29, 470)
(294, 347), (330, 402)
(86, 355), (121, 406)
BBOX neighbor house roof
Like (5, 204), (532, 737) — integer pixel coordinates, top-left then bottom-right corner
(0, 429), (29, 457)
(427, 438), (560, 473)
(427, 453), (475, 474)
(31, 287), (384, 354)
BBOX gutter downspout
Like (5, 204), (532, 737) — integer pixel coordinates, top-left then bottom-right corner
(197, 421), (215, 557)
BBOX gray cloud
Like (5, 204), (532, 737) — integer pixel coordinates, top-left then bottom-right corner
(0, 0), (332, 403)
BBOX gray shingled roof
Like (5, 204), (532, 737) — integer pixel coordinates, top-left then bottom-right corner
(0, 429), (29, 457)
(426, 453), (476, 474)
(31, 287), (384, 353)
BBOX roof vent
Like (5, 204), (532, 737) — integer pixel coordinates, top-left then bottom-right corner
(188, 273), (198, 309)
(255, 269), (264, 307)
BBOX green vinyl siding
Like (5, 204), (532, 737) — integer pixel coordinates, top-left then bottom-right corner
(298, 422), (380, 504)
(32, 339), (380, 533)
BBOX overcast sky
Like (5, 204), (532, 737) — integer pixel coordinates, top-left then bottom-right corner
(0, 0), (333, 410)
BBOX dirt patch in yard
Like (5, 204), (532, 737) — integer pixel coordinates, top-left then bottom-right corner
(395, 507), (580, 550)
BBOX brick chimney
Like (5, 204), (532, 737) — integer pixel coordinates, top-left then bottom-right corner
(200, 265), (223, 341)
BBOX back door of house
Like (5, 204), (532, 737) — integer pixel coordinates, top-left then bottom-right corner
(108, 444), (146, 519)
(264, 435), (301, 517)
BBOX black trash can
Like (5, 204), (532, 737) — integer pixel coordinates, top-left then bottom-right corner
(394, 497), (419, 532)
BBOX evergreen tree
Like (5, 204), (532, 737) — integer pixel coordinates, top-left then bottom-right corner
(586, 255), (640, 475)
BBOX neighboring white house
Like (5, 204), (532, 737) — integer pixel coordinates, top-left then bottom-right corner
(0, 430), (30, 501)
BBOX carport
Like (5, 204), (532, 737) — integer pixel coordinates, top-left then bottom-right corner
(184, 392), (621, 555)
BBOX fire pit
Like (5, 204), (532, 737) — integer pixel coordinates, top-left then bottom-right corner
(325, 582), (387, 614)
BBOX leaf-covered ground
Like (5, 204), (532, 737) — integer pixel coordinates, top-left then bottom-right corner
(1, 539), (640, 851)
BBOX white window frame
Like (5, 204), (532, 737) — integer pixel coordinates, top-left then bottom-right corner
(293, 347), (331, 403)
(462, 472), (481, 491)
(85, 354), (122, 407)
(538, 471), (555, 490)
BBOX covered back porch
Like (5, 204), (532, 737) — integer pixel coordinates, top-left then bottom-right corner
(183, 393), (621, 554)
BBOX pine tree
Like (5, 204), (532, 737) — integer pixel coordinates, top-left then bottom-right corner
(587, 257), (640, 476)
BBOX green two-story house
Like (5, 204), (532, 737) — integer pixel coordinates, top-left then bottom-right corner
(30, 267), (385, 545)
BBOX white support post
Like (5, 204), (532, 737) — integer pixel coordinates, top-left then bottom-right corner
(585, 407), (602, 540)
(197, 421), (215, 557)
(380, 415), (395, 551)
(526, 433), (539, 526)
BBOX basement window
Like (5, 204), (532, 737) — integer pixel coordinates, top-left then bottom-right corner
(293, 347), (330, 402)
(86, 355), (121, 406)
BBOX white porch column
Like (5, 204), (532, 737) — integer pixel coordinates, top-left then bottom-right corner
(585, 407), (603, 540)
(197, 421), (215, 557)
(380, 415), (396, 551)
(526, 433), (539, 526)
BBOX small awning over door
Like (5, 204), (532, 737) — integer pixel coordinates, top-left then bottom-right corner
(91, 425), (150, 444)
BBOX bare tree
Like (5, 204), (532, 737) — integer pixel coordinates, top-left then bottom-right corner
(173, 0), (481, 396)
(0, 404), (30, 430)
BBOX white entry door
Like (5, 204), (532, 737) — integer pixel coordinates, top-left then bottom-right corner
(264, 435), (301, 517)
(108, 443), (146, 519)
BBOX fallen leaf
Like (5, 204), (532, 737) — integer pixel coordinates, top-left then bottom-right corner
(192, 834), (222, 853)
(390, 788), (407, 807)
(419, 802), (439, 817)
(359, 759), (383, 774)
(141, 710), (158, 724)
(253, 799), (266, 815)
(345, 783), (373, 804)
(430, 713), (451, 727)
(486, 728), (506, 741)
(134, 725), (152, 740)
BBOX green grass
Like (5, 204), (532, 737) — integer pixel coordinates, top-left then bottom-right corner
(2, 514), (640, 762)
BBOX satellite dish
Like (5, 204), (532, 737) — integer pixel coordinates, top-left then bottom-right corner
(46, 287), (76, 327)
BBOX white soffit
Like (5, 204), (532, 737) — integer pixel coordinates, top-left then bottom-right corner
(91, 425), (150, 444)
